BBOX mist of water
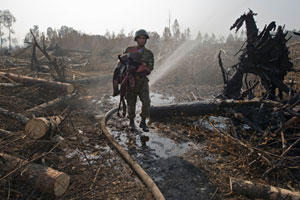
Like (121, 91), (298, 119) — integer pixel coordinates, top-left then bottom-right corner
(149, 40), (201, 87)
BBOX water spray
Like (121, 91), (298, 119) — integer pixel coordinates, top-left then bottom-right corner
(149, 39), (201, 87)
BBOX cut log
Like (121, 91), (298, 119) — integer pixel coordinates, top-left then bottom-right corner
(0, 72), (74, 93)
(27, 93), (77, 113)
(230, 177), (300, 200)
(0, 83), (22, 87)
(150, 99), (281, 120)
(25, 116), (62, 139)
(0, 129), (13, 137)
(0, 107), (29, 125)
(0, 153), (70, 197)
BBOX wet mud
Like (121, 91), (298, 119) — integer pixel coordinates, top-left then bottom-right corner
(107, 93), (216, 199)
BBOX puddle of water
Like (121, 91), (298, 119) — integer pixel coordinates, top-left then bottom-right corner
(110, 128), (198, 160)
(196, 115), (230, 132)
(107, 93), (217, 199)
(65, 145), (113, 165)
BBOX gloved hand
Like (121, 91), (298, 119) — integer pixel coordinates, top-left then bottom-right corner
(136, 64), (151, 77)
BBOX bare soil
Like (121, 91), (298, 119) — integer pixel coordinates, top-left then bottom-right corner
(1, 53), (300, 200)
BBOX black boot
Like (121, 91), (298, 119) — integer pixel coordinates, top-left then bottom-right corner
(129, 119), (136, 131)
(139, 118), (149, 132)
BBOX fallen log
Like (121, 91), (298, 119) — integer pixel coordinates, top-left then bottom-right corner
(0, 83), (22, 87)
(27, 93), (77, 113)
(0, 72), (74, 93)
(25, 116), (62, 139)
(230, 177), (300, 200)
(150, 99), (280, 120)
(0, 107), (29, 125)
(0, 129), (13, 138)
(68, 74), (111, 85)
(0, 153), (70, 197)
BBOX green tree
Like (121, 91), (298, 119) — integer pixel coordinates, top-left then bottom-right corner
(46, 27), (54, 41)
(0, 10), (5, 48)
(226, 33), (235, 44)
(172, 19), (180, 40)
(24, 25), (40, 45)
(104, 30), (112, 40)
(116, 28), (126, 39)
(196, 31), (203, 43)
(162, 27), (172, 41)
(184, 28), (191, 40)
(2, 10), (16, 49)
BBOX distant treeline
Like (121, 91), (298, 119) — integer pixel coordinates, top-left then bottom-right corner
(20, 22), (300, 86)
(2, 9), (300, 86)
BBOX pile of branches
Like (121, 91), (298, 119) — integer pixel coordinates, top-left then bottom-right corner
(210, 9), (300, 198)
(149, 10), (300, 198)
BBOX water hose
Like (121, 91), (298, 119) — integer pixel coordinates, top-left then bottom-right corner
(100, 107), (165, 200)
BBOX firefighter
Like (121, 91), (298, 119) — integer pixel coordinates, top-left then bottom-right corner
(125, 29), (154, 132)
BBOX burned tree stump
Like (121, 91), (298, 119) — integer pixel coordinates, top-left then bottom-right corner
(220, 10), (294, 100)
(0, 153), (70, 197)
(25, 116), (62, 139)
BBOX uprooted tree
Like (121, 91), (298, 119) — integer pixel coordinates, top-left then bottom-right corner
(219, 9), (295, 100)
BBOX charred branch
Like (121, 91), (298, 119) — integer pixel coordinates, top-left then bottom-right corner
(221, 10), (295, 101)
(30, 30), (66, 82)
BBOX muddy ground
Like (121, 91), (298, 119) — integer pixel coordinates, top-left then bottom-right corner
(0, 54), (300, 200)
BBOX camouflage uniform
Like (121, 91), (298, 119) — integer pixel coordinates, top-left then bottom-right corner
(125, 46), (154, 120)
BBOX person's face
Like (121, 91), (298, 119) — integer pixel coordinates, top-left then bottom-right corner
(137, 35), (147, 47)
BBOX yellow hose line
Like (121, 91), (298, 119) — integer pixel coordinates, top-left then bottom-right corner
(100, 107), (165, 200)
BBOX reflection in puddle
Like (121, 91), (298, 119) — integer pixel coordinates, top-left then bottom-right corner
(110, 129), (198, 159)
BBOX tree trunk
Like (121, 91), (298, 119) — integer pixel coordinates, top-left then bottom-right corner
(27, 93), (77, 113)
(0, 107), (29, 125)
(0, 83), (22, 87)
(0, 72), (74, 93)
(230, 177), (300, 200)
(25, 116), (62, 139)
(0, 153), (70, 197)
(0, 129), (13, 137)
(150, 99), (280, 120)
(224, 69), (244, 99)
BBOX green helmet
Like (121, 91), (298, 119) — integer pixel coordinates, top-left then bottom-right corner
(134, 29), (149, 41)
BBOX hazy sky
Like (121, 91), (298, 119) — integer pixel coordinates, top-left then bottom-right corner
(2, 0), (300, 44)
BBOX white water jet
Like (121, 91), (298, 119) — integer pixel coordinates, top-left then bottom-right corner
(149, 39), (201, 87)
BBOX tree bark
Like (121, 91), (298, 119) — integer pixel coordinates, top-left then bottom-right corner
(0, 83), (22, 87)
(25, 116), (62, 139)
(150, 99), (280, 120)
(27, 93), (77, 113)
(0, 129), (13, 137)
(0, 153), (70, 197)
(0, 107), (29, 125)
(230, 177), (300, 200)
(0, 72), (74, 93)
